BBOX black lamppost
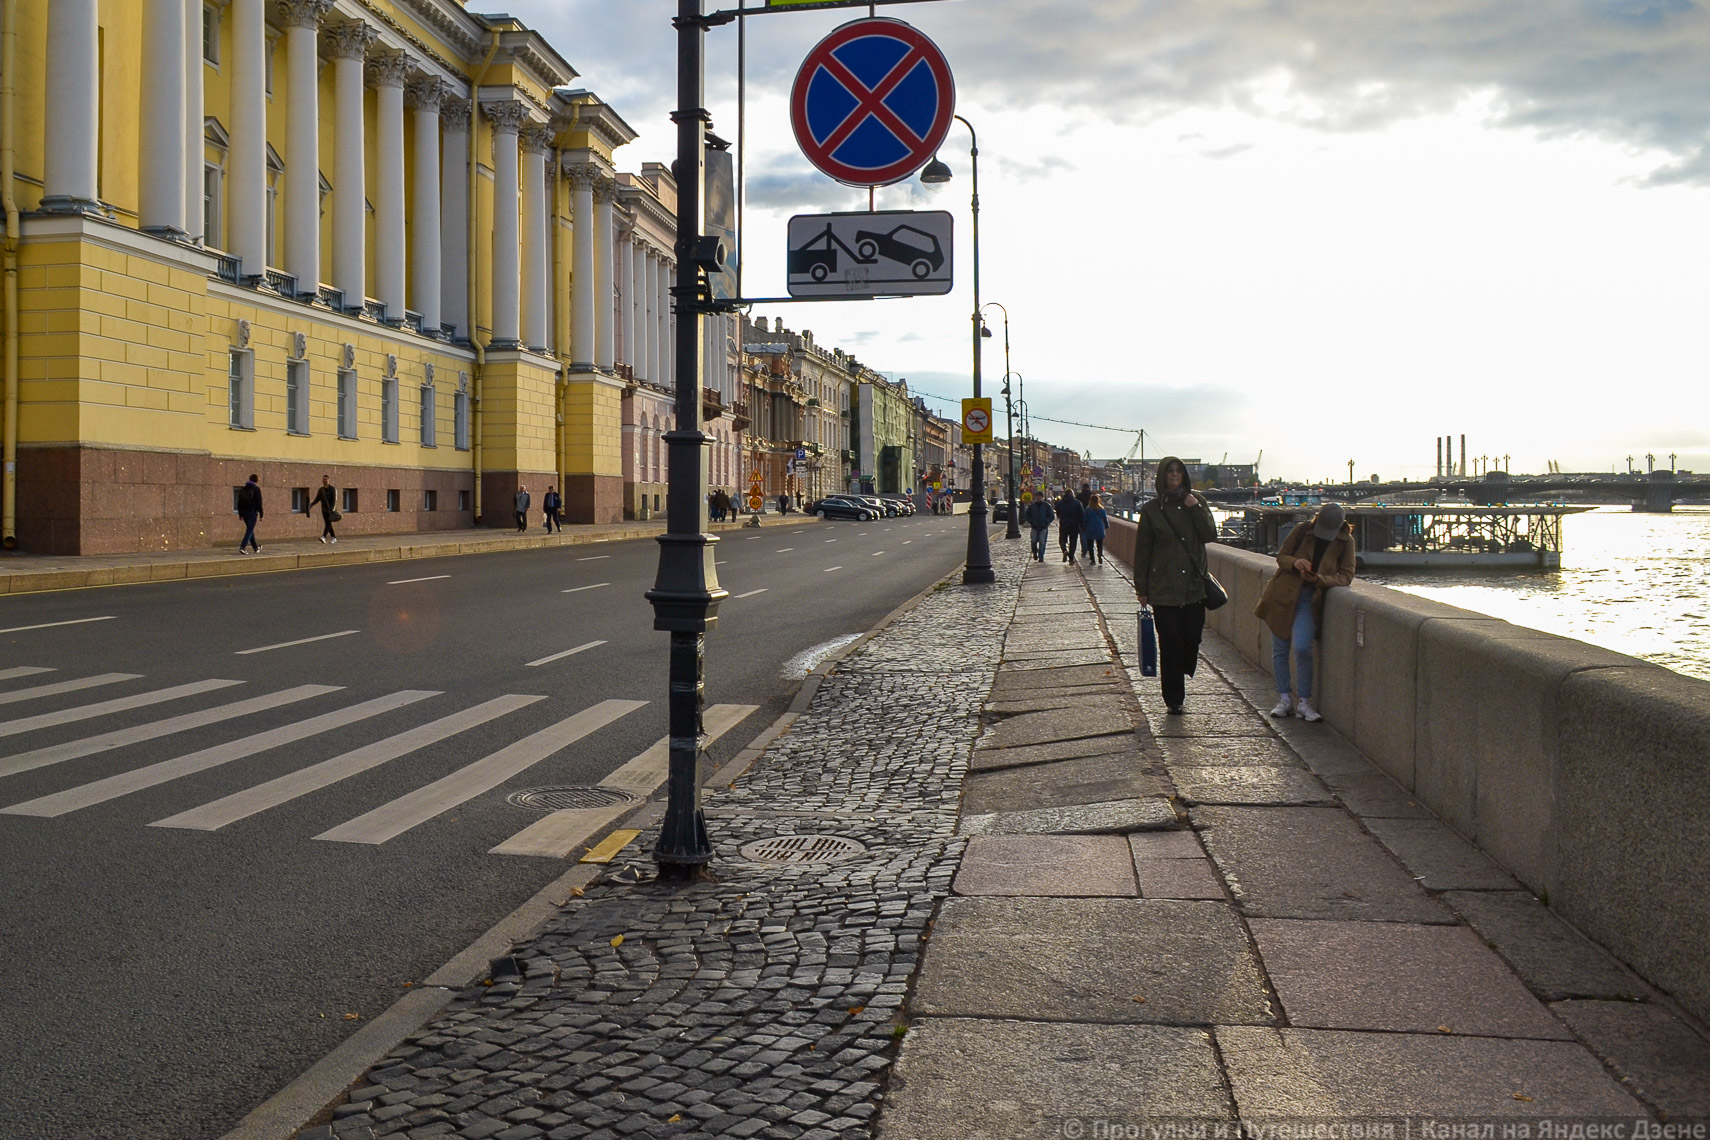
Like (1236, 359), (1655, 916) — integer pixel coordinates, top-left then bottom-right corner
(647, 0), (728, 878)
(980, 302), (1021, 541)
(920, 114), (994, 585)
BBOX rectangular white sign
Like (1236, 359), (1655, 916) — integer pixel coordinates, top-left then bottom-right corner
(786, 210), (954, 299)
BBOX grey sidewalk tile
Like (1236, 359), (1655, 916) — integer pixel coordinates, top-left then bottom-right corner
(1136, 692), (1260, 716)
(1135, 858), (1227, 900)
(961, 753), (1168, 815)
(1551, 999), (1710, 1118)
(1216, 1026), (1648, 1117)
(1147, 712), (1277, 737)
(1172, 766), (1335, 807)
(1193, 806), (1452, 923)
(1159, 736), (1307, 768)
(1442, 891), (1644, 1002)
(976, 704), (1133, 750)
(878, 1018), (1232, 1140)
(1248, 918), (1572, 1040)
(1366, 817), (1520, 891)
(967, 737), (1138, 773)
(1128, 830), (1208, 859)
(912, 897), (1273, 1025)
(952, 835), (1139, 897)
(1006, 633), (1109, 655)
(1000, 649), (1114, 670)
(1279, 728), (1379, 778)
(985, 693), (1117, 716)
(1319, 770), (1435, 819)
(961, 797), (1178, 837)
(994, 662), (1122, 689)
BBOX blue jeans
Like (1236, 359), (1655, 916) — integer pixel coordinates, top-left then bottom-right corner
(1030, 525), (1049, 559)
(239, 513), (259, 551)
(1272, 586), (1316, 699)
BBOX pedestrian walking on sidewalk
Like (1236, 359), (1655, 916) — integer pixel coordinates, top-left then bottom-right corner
(1076, 481), (1095, 560)
(308, 475), (338, 543)
(514, 484), (530, 532)
(1055, 489), (1084, 564)
(1255, 502), (1356, 723)
(716, 488), (731, 522)
(1083, 494), (1109, 565)
(235, 474), (263, 554)
(1025, 495), (1054, 561)
(542, 486), (562, 533)
(1133, 456), (1218, 714)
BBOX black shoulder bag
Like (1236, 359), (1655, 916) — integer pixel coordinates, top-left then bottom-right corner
(1156, 500), (1229, 610)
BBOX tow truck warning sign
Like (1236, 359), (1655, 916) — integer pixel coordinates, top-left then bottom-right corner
(785, 210), (954, 299)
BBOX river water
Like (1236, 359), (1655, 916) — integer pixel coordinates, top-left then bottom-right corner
(1357, 506), (1710, 683)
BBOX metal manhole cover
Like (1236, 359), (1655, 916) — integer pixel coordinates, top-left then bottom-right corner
(738, 834), (868, 864)
(507, 786), (643, 813)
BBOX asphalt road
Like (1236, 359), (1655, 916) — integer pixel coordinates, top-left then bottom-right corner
(0, 512), (971, 1139)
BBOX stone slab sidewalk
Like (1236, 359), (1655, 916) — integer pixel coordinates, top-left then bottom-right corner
(0, 515), (820, 596)
(266, 540), (1709, 1140)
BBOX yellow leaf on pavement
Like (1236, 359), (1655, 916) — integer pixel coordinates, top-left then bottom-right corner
(610, 934), (624, 948)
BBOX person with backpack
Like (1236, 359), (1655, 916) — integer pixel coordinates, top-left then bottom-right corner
(236, 474), (263, 554)
(542, 486), (563, 533)
(1255, 502), (1357, 723)
(1024, 494), (1054, 562)
(1133, 456), (1218, 714)
(308, 474), (338, 543)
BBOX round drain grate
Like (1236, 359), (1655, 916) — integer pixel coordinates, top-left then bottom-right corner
(507, 786), (643, 813)
(738, 834), (868, 865)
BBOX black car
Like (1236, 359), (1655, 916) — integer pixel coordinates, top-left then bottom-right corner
(809, 496), (879, 521)
(880, 494), (915, 516)
(990, 500), (1013, 521)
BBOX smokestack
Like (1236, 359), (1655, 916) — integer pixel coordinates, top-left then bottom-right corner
(1436, 437), (1443, 478)
(1446, 435), (1453, 478)
(1460, 434), (1467, 477)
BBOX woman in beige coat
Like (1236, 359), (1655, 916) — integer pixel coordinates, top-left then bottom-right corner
(1254, 502), (1356, 722)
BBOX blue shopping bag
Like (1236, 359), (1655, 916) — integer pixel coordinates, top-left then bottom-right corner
(1139, 606), (1158, 677)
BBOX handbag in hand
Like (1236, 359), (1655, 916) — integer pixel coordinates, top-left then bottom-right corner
(1155, 499), (1229, 611)
(1139, 606), (1159, 676)
(330, 509), (343, 523)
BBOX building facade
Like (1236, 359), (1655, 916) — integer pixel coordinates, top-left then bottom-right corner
(851, 371), (914, 496)
(0, 1), (686, 553)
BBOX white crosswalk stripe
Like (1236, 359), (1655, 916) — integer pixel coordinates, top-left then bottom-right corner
(0, 667), (55, 683)
(0, 679), (243, 742)
(152, 694), (544, 832)
(0, 672), (140, 707)
(315, 698), (648, 845)
(0, 685), (339, 780)
(2, 690), (438, 818)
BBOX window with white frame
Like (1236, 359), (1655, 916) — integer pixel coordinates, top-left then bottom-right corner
(337, 367), (357, 439)
(227, 349), (254, 429)
(454, 385), (469, 451)
(265, 148), (283, 266)
(381, 376), (399, 444)
(286, 358), (309, 435)
(419, 382), (435, 446)
(203, 163), (223, 250)
(203, 3), (220, 65)
(264, 32), (277, 95)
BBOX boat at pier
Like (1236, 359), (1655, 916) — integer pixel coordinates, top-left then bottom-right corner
(1224, 503), (1594, 569)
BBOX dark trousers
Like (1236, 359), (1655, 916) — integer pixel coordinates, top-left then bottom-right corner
(239, 513), (259, 551)
(1087, 537), (1104, 563)
(319, 512), (336, 539)
(1152, 602), (1206, 709)
(515, 510), (527, 532)
(544, 508), (561, 533)
(1059, 526), (1081, 561)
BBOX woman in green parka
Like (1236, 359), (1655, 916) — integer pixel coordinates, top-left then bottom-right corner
(1133, 456), (1219, 713)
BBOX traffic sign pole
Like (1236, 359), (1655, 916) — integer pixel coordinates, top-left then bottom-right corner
(956, 114), (995, 585)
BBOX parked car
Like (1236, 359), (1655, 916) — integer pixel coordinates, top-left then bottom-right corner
(880, 494), (915, 515)
(809, 496), (879, 521)
(990, 499), (1013, 521)
(859, 496), (902, 518)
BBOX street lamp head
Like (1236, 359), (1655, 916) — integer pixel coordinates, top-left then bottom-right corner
(919, 155), (952, 184)
(979, 322), (993, 338)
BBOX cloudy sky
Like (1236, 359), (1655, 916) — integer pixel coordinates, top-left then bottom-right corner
(507, 0), (1710, 482)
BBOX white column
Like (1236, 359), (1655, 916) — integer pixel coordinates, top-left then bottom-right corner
(140, 0), (188, 234)
(630, 242), (647, 380)
(484, 102), (527, 345)
(182, 0), (207, 240)
(371, 52), (408, 321)
(658, 258), (673, 385)
(281, 1), (331, 292)
(641, 251), (658, 384)
(228, 0), (267, 273)
(407, 79), (444, 332)
(327, 21), (377, 306)
(569, 167), (597, 368)
(519, 125), (552, 350)
(43, 0), (101, 211)
(594, 180), (616, 371)
(439, 99), (471, 338)
(619, 235), (636, 374)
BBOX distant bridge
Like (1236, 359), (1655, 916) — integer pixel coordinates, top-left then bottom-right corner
(1205, 471), (1709, 512)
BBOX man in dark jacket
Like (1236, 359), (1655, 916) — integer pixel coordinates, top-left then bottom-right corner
(1024, 495), (1054, 562)
(1076, 482), (1095, 559)
(308, 474), (337, 543)
(1055, 489), (1085, 564)
(236, 474), (263, 554)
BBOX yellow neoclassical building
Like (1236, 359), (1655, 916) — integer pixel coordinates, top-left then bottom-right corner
(0, 0), (699, 553)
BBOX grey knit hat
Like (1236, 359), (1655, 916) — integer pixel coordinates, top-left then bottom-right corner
(1312, 503), (1346, 540)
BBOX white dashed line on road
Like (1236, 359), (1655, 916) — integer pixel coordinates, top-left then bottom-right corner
(576, 555), (610, 562)
(824, 566), (842, 572)
(775, 548), (793, 552)
(872, 551), (885, 556)
(0, 616), (116, 636)
(235, 630), (360, 655)
(562, 583), (609, 594)
(525, 640), (607, 667)
(388, 574), (450, 585)
(734, 589), (769, 599)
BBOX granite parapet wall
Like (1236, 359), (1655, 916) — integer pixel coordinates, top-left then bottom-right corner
(1106, 514), (1710, 1023)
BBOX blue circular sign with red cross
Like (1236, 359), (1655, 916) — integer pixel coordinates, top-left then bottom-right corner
(790, 18), (956, 188)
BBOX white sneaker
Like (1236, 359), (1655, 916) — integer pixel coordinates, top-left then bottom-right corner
(1296, 700), (1322, 723)
(1269, 697), (1293, 718)
(319, 536), (328, 544)
(330, 537), (337, 544)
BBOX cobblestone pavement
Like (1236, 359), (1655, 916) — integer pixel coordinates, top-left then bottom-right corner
(304, 550), (1024, 1140)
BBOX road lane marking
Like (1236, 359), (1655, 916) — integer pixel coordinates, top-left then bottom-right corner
(562, 582), (609, 594)
(734, 589), (769, 599)
(490, 703), (756, 858)
(824, 566), (842, 572)
(525, 640), (606, 667)
(0, 684), (337, 780)
(315, 698), (648, 845)
(3, 690), (438, 817)
(0, 679), (242, 742)
(388, 574), (451, 585)
(0, 673), (140, 707)
(903, 540), (912, 545)
(0, 616), (115, 636)
(576, 555), (609, 562)
(775, 548), (794, 552)
(152, 695), (544, 831)
(825, 539), (837, 543)
(873, 551), (885, 556)
(0, 668), (54, 683)
(236, 630), (360, 656)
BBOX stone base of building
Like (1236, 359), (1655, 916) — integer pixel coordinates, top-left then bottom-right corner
(565, 474), (624, 525)
(625, 482), (667, 520)
(14, 444), (476, 555)
(478, 469), (560, 529)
